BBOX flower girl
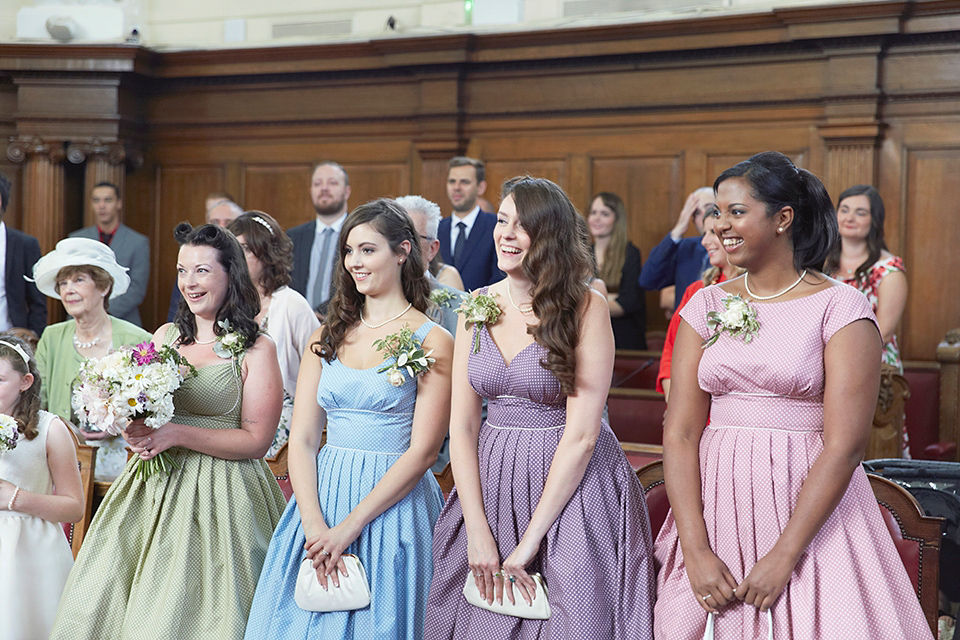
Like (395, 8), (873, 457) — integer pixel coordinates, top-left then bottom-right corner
(0, 336), (83, 640)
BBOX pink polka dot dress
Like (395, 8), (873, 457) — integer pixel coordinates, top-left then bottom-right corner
(653, 284), (933, 639)
(424, 298), (656, 639)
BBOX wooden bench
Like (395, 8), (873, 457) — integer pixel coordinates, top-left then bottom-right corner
(612, 349), (662, 390)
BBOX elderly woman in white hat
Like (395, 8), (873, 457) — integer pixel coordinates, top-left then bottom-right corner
(32, 238), (152, 480)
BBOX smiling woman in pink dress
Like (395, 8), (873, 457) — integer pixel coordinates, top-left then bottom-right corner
(654, 152), (932, 639)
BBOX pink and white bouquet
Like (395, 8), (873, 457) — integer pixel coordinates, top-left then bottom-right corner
(0, 414), (19, 454)
(72, 341), (196, 481)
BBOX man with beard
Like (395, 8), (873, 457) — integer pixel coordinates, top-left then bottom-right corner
(289, 161), (351, 318)
(438, 156), (503, 291)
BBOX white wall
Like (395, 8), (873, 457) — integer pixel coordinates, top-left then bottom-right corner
(3, 0), (877, 49)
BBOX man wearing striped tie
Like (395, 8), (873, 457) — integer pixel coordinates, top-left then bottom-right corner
(288, 161), (351, 320)
(438, 156), (503, 292)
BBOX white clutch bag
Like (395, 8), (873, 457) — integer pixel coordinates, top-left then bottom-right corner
(294, 554), (371, 612)
(702, 608), (773, 640)
(462, 573), (551, 620)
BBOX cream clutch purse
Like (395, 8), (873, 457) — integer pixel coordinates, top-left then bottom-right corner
(462, 573), (551, 620)
(294, 554), (371, 612)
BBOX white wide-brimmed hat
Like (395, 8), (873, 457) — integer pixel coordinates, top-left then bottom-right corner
(28, 237), (131, 300)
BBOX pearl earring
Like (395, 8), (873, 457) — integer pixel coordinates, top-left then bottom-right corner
(777, 227), (784, 233)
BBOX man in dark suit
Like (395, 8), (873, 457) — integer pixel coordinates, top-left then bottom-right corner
(639, 187), (714, 312)
(438, 156), (503, 291)
(288, 161), (350, 318)
(69, 181), (149, 327)
(0, 172), (46, 336)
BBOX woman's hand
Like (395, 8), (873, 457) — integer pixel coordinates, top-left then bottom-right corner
(467, 527), (502, 605)
(500, 536), (540, 607)
(124, 419), (177, 460)
(735, 550), (795, 612)
(304, 520), (362, 589)
(684, 547), (739, 613)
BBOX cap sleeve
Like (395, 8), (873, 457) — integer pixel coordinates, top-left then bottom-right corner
(822, 285), (879, 344)
(678, 286), (714, 341)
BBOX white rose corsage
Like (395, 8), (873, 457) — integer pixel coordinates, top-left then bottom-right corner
(373, 325), (435, 387)
(455, 292), (503, 353)
(429, 288), (457, 308)
(212, 319), (247, 374)
(703, 294), (760, 348)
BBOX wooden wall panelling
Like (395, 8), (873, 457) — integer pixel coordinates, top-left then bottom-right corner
(415, 156), (453, 215)
(149, 165), (227, 332)
(591, 155), (684, 332)
(341, 163), (412, 210)
(482, 160), (566, 206)
(903, 148), (960, 361)
(242, 164), (312, 233)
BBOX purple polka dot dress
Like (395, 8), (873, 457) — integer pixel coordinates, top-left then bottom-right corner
(424, 315), (656, 639)
(654, 284), (934, 639)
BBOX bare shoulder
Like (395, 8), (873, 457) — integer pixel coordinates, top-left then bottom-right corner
(152, 322), (174, 345)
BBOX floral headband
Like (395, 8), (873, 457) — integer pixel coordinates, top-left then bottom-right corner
(0, 341), (30, 368)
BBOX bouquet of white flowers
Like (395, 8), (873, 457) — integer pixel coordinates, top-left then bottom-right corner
(72, 341), (196, 481)
(0, 413), (18, 455)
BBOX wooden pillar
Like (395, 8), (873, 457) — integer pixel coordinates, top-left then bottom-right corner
(936, 328), (960, 461)
(68, 138), (128, 227)
(7, 136), (66, 254)
(7, 136), (67, 326)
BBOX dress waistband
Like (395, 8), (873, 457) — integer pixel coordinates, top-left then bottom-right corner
(486, 395), (566, 430)
(709, 392), (824, 432)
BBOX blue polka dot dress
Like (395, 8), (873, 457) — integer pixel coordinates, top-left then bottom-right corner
(245, 321), (444, 640)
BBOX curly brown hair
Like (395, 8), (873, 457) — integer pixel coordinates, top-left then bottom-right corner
(0, 335), (41, 441)
(503, 176), (592, 395)
(227, 211), (294, 294)
(314, 199), (431, 362)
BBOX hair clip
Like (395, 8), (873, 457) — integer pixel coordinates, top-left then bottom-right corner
(0, 340), (30, 367)
(252, 216), (274, 235)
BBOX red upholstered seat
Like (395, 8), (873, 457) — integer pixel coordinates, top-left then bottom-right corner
(607, 388), (666, 446)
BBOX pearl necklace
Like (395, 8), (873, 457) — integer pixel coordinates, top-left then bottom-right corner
(194, 337), (217, 345)
(744, 269), (808, 301)
(506, 283), (533, 315)
(360, 302), (412, 329)
(73, 334), (100, 349)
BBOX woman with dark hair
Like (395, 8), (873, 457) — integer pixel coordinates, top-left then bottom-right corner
(655, 152), (931, 639)
(825, 185), (907, 371)
(52, 223), (287, 640)
(424, 177), (655, 639)
(588, 192), (647, 349)
(244, 199), (452, 639)
(228, 211), (320, 457)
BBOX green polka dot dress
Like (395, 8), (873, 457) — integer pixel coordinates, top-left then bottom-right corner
(51, 326), (286, 640)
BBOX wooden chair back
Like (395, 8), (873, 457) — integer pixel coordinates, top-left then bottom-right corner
(434, 463), (454, 500)
(265, 442), (293, 502)
(866, 364), (910, 460)
(635, 460), (669, 537)
(62, 426), (97, 558)
(867, 473), (944, 636)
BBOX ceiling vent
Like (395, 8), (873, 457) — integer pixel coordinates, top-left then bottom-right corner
(272, 19), (353, 39)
